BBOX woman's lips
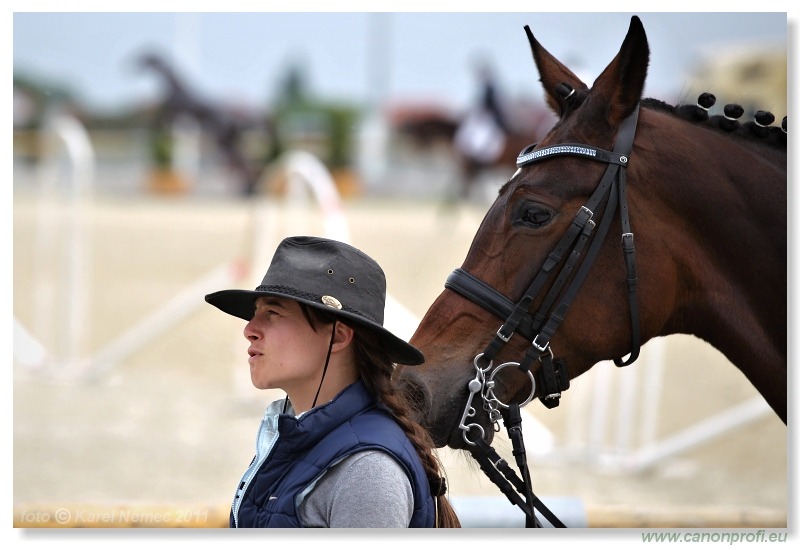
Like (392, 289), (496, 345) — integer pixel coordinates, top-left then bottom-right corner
(248, 347), (262, 364)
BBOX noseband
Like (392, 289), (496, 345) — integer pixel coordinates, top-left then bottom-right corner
(445, 104), (642, 527)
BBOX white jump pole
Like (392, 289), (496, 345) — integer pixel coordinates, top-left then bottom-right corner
(558, 335), (771, 474)
(33, 109), (95, 374)
(612, 357), (639, 458)
(250, 151), (351, 285)
(285, 150), (351, 243)
(626, 396), (771, 472)
(82, 261), (245, 381)
(638, 336), (666, 451)
(13, 318), (48, 370)
(586, 360), (614, 461)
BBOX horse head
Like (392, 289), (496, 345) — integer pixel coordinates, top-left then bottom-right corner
(398, 15), (787, 450)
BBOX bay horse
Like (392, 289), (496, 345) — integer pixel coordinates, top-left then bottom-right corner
(397, 14), (787, 462)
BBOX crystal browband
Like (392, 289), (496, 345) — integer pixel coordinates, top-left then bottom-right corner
(516, 142), (627, 168)
(517, 144), (597, 166)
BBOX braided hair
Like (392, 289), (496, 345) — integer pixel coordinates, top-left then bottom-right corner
(351, 331), (461, 528)
(301, 304), (461, 528)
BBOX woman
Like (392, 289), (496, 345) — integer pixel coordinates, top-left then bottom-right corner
(205, 236), (460, 528)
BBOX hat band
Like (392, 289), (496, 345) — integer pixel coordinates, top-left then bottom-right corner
(256, 284), (380, 324)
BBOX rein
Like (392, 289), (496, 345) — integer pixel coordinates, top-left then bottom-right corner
(446, 104), (642, 527)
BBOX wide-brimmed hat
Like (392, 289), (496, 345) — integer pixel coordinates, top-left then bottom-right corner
(205, 236), (424, 365)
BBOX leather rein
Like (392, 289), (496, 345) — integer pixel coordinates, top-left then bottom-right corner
(445, 104), (642, 527)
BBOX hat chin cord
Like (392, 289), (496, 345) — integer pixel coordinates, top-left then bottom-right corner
(281, 320), (338, 414)
(311, 320), (338, 409)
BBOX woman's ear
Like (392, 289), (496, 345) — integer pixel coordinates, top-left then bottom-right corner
(331, 322), (355, 352)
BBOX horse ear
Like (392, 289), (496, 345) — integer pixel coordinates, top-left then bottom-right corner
(525, 25), (589, 117)
(591, 16), (650, 125)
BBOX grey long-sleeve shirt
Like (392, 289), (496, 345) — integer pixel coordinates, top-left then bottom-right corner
(298, 449), (414, 527)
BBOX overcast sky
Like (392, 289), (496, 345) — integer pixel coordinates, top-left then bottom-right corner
(11, 10), (789, 116)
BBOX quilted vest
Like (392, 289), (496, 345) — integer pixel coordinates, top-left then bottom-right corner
(232, 381), (435, 528)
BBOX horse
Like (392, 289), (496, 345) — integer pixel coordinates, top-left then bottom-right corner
(397, 14), (787, 462)
(138, 52), (269, 196)
(394, 101), (554, 201)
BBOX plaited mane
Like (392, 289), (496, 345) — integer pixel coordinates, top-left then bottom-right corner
(642, 93), (787, 151)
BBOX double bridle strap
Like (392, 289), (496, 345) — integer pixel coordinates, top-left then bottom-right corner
(447, 104), (642, 527)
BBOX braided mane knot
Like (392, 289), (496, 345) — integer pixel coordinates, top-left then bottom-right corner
(664, 92), (786, 148)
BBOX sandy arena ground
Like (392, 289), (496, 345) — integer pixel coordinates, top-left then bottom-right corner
(12, 185), (789, 529)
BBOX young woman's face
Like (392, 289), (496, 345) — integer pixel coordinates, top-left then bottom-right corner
(243, 297), (333, 394)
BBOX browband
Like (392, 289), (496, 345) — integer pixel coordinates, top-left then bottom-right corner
(517, 142), (629, 168)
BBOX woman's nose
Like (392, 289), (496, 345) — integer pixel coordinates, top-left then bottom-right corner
(243, 319), (260, 341)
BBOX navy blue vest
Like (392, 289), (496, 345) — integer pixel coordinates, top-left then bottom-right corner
(232, 381), (435, 528)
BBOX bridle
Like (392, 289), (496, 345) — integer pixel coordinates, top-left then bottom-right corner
(445, 102), (642, 527)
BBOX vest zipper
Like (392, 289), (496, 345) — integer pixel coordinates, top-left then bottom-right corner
(231, 414), (280, 527)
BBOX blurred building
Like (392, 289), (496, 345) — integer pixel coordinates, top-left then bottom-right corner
(684, 44), (786, 119)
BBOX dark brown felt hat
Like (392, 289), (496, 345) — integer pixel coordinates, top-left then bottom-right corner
(205, 236), (424, 365)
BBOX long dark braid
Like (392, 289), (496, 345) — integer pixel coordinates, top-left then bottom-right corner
(352, 331), (461, 528)
(300, 304), (461, 527)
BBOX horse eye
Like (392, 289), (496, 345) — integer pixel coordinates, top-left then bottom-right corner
(521, 206), (554, 228)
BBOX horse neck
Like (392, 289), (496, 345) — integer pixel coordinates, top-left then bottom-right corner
(636, 110), (786, 374)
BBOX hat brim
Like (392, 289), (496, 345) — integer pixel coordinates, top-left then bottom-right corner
(205, 288), (425, 366)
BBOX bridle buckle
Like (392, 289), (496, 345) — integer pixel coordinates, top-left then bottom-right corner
(496, 326), (512, 342)
(532, 334), (549, 353)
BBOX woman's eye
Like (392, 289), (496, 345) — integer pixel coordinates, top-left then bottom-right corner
(255, 306), (278, 318)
